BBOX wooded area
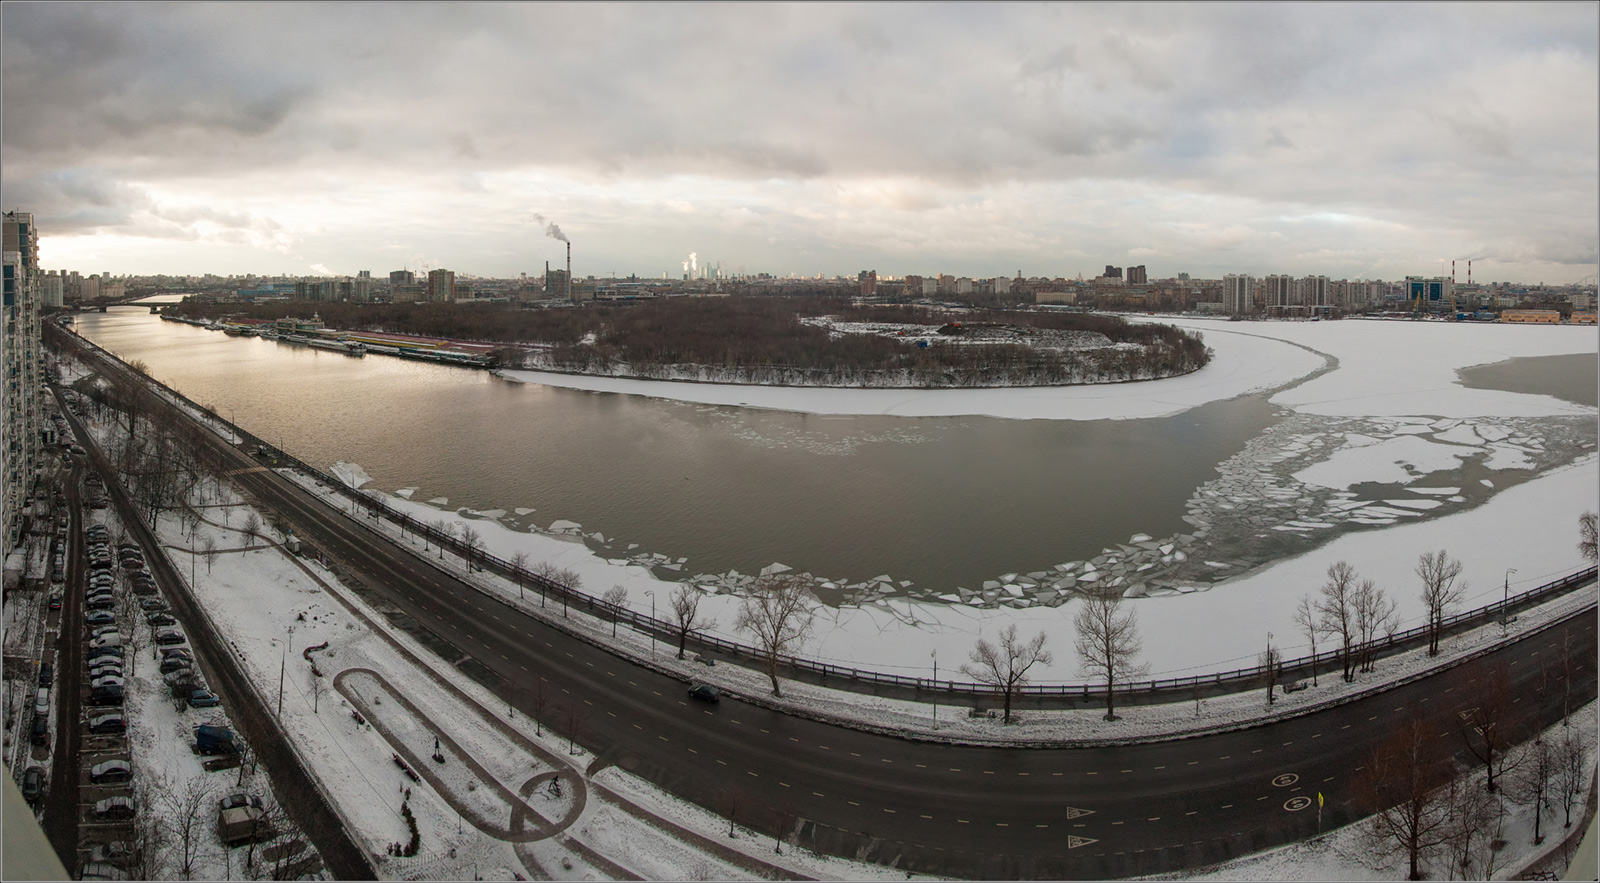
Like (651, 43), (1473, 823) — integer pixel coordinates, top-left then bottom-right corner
(170, 296), (1211, 387)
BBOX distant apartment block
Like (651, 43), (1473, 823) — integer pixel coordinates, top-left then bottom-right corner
(1223, 274), (1254, 314)
(1126, 265), (1147, 285)
(428, 269), (455, 302)
(1264, 274), (1294, 312)
(390, 269), (415, 286)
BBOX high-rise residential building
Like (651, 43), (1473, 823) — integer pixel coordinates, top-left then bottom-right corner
(1299, 275), (1329, 313)
(858, 270), (877, 297)
(40, 270), (63, 308)
(390, 269), (415, 286)
(3, 211), (44, 550)
(1104, 265), (1123, 279)
(992, 276), (1012, 295)
(1223, 274), (1254, 314)
(428, 269), (455, 302)
(1264, 274), (1294, 311)
(1126, 265), (1148, 285)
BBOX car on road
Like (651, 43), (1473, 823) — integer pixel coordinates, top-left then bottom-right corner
(145, 613), (177, 628)
(87, 713), (125, 735)
(85, 610), (116, 625)
(48, 594), (61, 610)
(153, 628), (186, 646)
(89, 759), (132, 785)
(22, 767), (43, 802)
(189, 690), (220, 709)
(687, 683), (720, 703)
(37, 662), (53, 686)
(94, 796), (135, 820)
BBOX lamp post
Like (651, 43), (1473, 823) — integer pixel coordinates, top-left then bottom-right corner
(273, 626), (295, 719)
(1266, 632), (1275, 707)
(930, 650), (938, 729)
(644, 591), (655, 660)
(1503, 569), (1517, 636)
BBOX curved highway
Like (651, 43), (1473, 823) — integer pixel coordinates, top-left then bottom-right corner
(61, 333), (1600, 879)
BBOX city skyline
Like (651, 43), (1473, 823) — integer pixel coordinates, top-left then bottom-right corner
(3, 3), (1597, 283)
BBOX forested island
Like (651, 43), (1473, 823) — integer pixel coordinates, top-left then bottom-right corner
(168, 297), (1211, 388)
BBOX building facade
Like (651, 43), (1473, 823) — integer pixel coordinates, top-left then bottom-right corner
(3, 211), (44, 551)
(1223, 274), (1254, 314)
(1264, 274), (1294, 312)
(428, 269), (455, 302)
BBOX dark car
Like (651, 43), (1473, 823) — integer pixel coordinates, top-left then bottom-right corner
(188, 690), (220, 709)
(687, 683), (720, 703)
(87, 713), (125, 735)
(139, 597), (167, 611)
(94, 796), (135, 820)
(22, 767), (44, 803)
(48, 594), (61, 610)
(90, 759), (133, 785)
(153, 629), (186, 646)
(31, 717), (48, 746)
(159, 657), (192, 675)
(85, 610), (115, 625)
(158, 647), (191, 660)
(86, 646), (125, 661)
(87, 685), (124, 707)
(145, 613), (177, 628)
(37, 662), (53, 686)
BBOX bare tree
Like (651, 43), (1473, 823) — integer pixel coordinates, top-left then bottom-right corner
(202, 534), (218, 573)
(735, 574), (816, 698)
(602, 585), (629, 638)
(669, 584), (715, 660)
(959, 624), (1052, 724)
(124, 799), (172, 881)
(1580, 511), (1598, 563)
(1074, 592), (1150, 721)
(1257, 642), (1281, 709)
(1292, 594), (1323, 686)
(1553, 728), (1589, 831)
(559, 703), (588, 755)
(243, 511), (262, 544)
(1353, 577), (1398, 675)
(1317, 561), (1360, 682)
(510, 550), (529, 601)
(1509, 737), (1557, 845)
(1460, 669), (1521, 794)
(1361, 715), (1456, 880)
(157, 771), (216, 880)
(1416, 549), (1466, 657)
(1441, 776), (1498, 881)
(459, 524), (484, 571)
(526, 677), (548, 737)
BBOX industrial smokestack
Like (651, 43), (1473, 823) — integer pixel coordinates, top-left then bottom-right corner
(545, 260), (550, 294)
(566, 240), (572, 301)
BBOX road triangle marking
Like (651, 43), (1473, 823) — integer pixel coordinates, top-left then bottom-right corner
(1067, 836), (1098, 849)
(1062, 807), (1095, 819)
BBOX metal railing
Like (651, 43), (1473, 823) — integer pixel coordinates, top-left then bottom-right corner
(54, 323), (1600, 706)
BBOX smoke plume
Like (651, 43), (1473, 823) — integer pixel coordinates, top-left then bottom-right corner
(533, 213), (568, 243)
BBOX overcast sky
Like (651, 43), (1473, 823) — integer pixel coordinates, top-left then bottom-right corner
(3, 2), (1596, 283)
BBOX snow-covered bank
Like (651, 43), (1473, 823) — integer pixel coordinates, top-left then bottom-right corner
(500, 323), (1325, 420)
(499, 318), (1594, 422)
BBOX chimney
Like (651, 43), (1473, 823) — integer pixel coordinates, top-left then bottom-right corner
(566, 241), (572, 301)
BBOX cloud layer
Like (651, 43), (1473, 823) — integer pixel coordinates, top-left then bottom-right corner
(4, 3), (1595, 282)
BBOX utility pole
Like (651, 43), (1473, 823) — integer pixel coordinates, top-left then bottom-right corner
(930, 650), (938, 729)
(1502, 568), (1517, 636)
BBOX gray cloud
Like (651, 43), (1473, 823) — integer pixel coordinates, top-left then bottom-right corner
(1, 2), (1594, 282)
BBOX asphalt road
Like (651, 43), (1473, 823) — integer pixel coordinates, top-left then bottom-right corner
(40, 399), (86, 865)
(60, 333), (1600, 879)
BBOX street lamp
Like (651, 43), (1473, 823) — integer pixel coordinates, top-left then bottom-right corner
(1503, 569), (1517, 636)
(643, 591), (655, 660)
(271, 626), (295, 719)
(930, 649), (938, 729)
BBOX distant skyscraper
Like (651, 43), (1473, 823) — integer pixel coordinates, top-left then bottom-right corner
(390, 269), (415, 286)
(1223, 274), (1254, 314)
(1126, 265), (1147, 284)
(859, 270), (877, 297)
(428, 269), (455, 302)
(1299, 275), (1329, 312)
(1264, 274), (1294, 311)
(1104, 265), (1123, 279)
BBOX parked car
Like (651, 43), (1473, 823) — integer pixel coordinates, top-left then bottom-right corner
(85, 610), (116, 625)
(88, 665), (123, 681)
(159, 657), (192, 675)
(89, 633), (123, 650)
(85, 596), (116, 611)
(145, 613), (177, 628)
(87, 713), (125, 735)
(48, 594), (61, 610)
(91, 675), (126, 691)
(87, 685), (124, 707)
(86, 646), (125, 661)
(189, 690), (220, 709)
(153, 629), (186, 646)
(94, 796), (135, 820)
(89, 759), (133, 784)
(158, 647), (191, 660)
(37, 662), (53, 686)
(90, 625), (120, 640)
(139, 597), (167, 611)
(34, 687), (49, 715)
(687, 683), (720, 703)
(31, 717), (48, 746)
(194, 724), (236, 755)
(22, 767), (43, 803)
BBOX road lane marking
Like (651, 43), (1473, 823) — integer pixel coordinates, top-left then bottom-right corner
(848, 801), (859, 806)
(686, 748), (696, 754)
(885, 809), (896, 814)
(747, 771), (758, 778)
(921, 814), (933, 819)
(1154, 766), (1165, 770)
(813, 792), (824, 797)
(1221, 804), (1232, 809)
(658, 736), (668, 742)
(779, 782), (789, 788)
(1186, 811), (1197, 816)
(957, 819), (969, 824)
(716, 760), (726, 766)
